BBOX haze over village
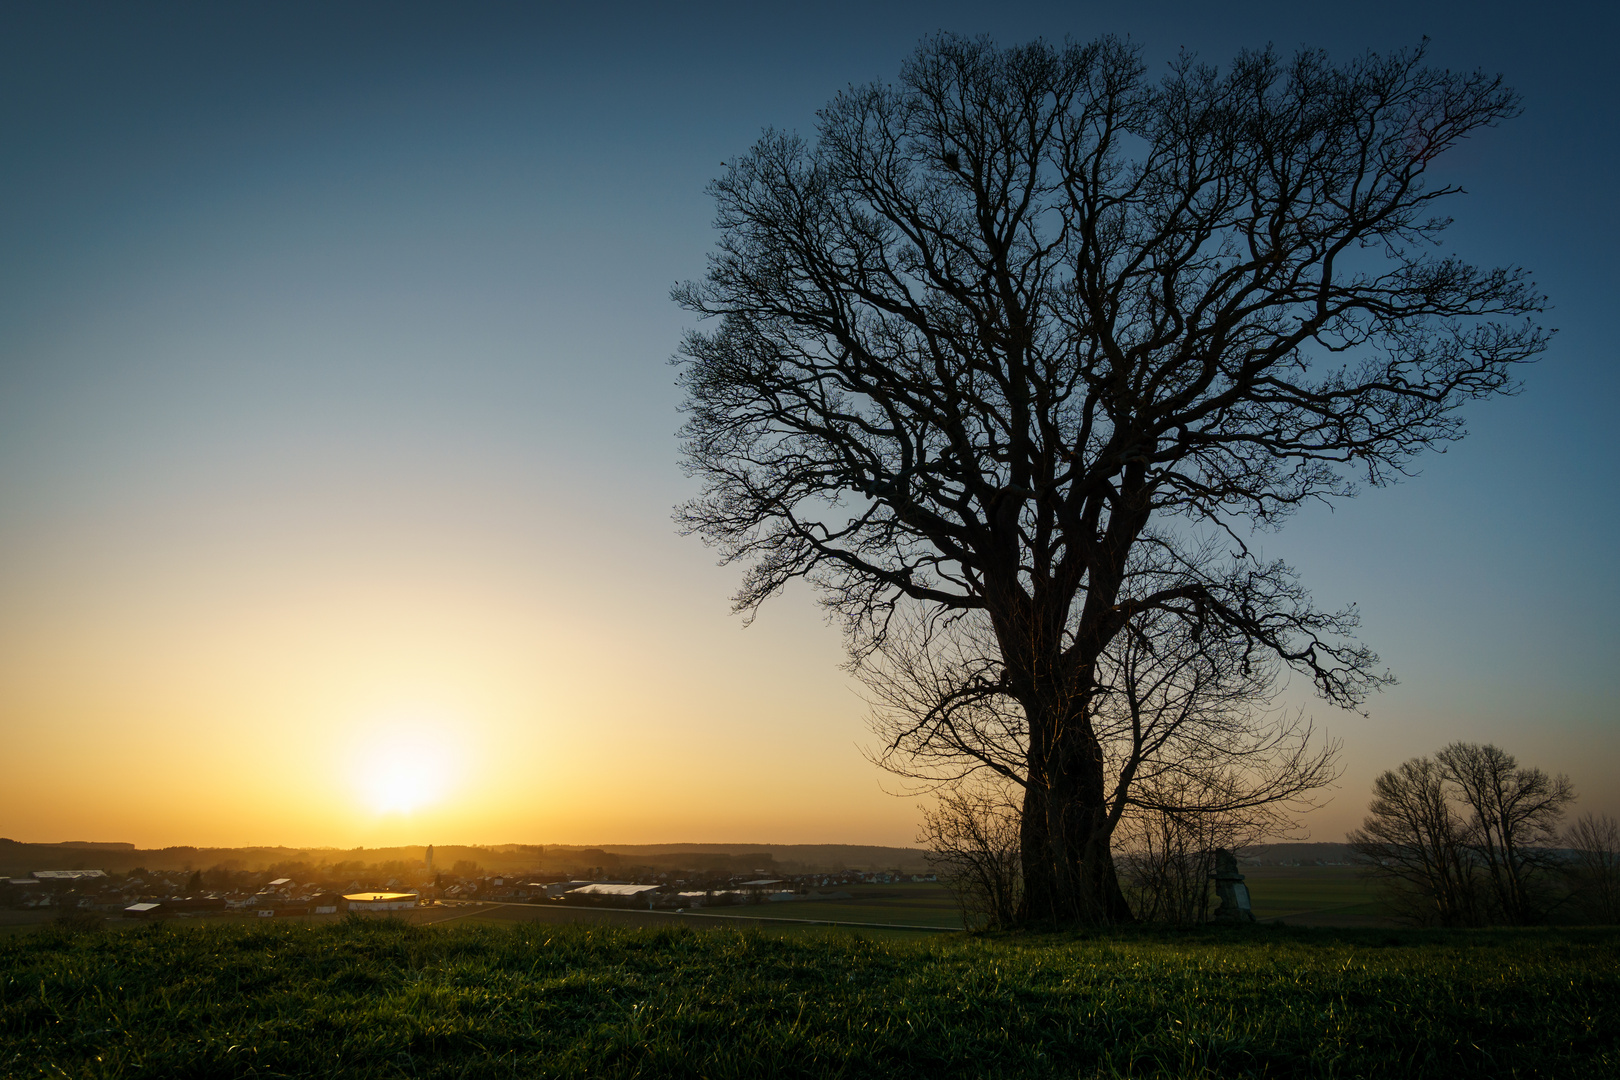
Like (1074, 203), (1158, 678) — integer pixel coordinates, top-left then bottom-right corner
(1, 840), (941, 920)
(6, 837), (1370, 926)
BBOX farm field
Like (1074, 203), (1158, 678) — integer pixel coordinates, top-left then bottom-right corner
(1241, 866), (1389, 926)
(413, 893), (958, 940)
(659, 871), (1387, 931)
(399, 882), (963, 941)
(3, 918), (1615, 1078)
(748, 881), (964, 928)
(0, 870), (1393, 943)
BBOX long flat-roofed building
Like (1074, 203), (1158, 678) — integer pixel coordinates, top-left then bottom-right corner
(344, 891), (418, 912)
(561, 883), (663, 908)
(32, 870), (108, 882)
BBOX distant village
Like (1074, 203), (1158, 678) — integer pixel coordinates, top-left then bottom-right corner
(0, 844), (937, 919)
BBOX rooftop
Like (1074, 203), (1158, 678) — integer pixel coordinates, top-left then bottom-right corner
(343, 892), (418, 903)
(33, 870), (109, 880)
(567, 883), (661, 897)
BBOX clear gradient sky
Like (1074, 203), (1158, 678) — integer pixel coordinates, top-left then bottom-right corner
(2, 1), (1615, 849)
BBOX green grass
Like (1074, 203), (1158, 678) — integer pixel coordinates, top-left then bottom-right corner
(3, 918), (1616, 1078)
(1240, 868), (1386, 925)
(743, 882), (965, 928)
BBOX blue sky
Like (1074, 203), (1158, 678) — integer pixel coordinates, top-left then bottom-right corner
(0, 1), (1614, 846)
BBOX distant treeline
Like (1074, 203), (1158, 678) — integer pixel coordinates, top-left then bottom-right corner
(0, 838), (931, 877)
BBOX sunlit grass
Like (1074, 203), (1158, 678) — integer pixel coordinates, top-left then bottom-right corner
(2, 918), (1615, 1077)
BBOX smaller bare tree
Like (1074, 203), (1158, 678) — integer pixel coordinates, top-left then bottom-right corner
(918, 781), (1022, 931)
(1347, 756), (1480, 926)
(1436, 742), (1575, 924)
(1114, 801), (1224, 925)
(1115, 811), (1211, 923)
(1115, 772), (1298, 925)
(1562, 813), (1620, 925)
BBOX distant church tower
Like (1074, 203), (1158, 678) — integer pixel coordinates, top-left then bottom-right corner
(425, 845), (434, 873)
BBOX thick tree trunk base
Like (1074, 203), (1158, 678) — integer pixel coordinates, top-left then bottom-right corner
(1017, 863), (1135, 927)
(1017, 781), (1135, 927)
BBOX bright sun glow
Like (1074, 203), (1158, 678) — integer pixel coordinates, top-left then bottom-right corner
(349, 714), (464, 815)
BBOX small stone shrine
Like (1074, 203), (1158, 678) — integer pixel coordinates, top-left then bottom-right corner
(1211, 848), (1255, 923)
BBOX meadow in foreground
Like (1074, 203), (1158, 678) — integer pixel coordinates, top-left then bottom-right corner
(2, 917), (1615, 1078)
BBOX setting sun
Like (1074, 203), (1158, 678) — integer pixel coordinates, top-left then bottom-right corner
(350, 719), (462, 816)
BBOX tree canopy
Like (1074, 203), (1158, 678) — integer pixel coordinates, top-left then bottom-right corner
(675, 34), (1546, 924)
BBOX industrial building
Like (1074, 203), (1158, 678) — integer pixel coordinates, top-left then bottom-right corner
(343, 891), (419, 912)
(559, 883), (662, 907)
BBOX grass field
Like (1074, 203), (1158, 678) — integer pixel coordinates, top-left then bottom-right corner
(1240, 868), (1387, 926)
(0, 887), (965, 945)
(424, 873), (1386, 934)
(3, 917), (1615, 1078)
(0, 870), (1393, 945)
(754, 882), (965, 928)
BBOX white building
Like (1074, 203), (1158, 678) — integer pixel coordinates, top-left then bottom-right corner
(344, 891), (419, 912)
(544, 880), (597, 899)
(32, 870), (108, 882)
(562, 883), (662, 905)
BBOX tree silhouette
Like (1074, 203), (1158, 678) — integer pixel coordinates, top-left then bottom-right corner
(676, 34), (1547, 924)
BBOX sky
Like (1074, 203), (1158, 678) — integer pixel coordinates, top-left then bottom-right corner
(1, 0), (1615, 850)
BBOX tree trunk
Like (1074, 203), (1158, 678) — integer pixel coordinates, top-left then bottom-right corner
(1016, 702), (1134, 926)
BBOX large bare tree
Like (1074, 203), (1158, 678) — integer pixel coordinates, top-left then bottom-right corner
(675, 35), (1547, 924)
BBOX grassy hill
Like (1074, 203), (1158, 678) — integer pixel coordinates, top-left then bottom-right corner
(2, 918), (1614, 1078)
